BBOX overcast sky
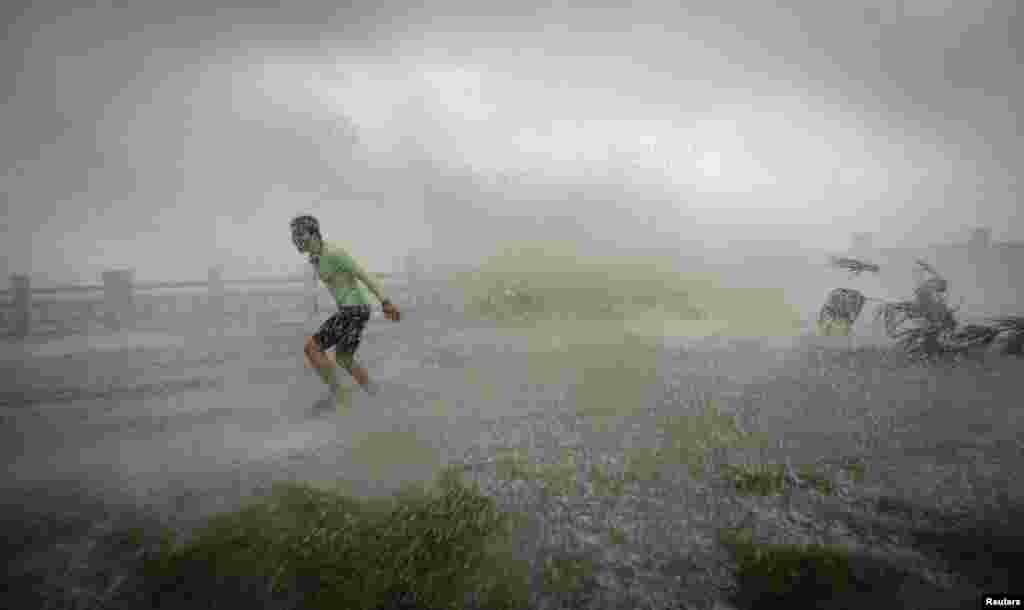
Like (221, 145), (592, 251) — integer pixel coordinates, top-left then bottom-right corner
(2, 0), (1020, 286)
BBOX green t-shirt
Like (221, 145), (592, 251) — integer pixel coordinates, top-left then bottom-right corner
(315, 241), (384, 308)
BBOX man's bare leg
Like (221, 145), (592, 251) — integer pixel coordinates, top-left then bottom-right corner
(337, 352), (379, 396)
(304, 336), (340, 392)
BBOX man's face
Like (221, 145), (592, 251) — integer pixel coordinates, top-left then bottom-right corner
(292, 231), (319, 254)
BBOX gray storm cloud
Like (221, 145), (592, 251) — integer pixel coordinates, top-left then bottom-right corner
(2, 0), (1020, 285)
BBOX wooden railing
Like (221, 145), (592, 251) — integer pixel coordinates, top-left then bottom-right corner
(2, 269), (422, 338)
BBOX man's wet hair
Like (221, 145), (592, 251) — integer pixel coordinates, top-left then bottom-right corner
(290, 215), (322, 239)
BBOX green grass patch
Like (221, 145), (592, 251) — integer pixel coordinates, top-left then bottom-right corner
(493, 447), (581, 498)
(428, 398), (451, 417)
(719, 463), (835, 497)
(656, 397), (764, 478)
(719, 527), (856, 604)
(624, 447), (664, 483)
(607, 526), (628, 546)
(122, 525), (149, 549)
(140, 466), (530, 610)
(843, 461), (867, 484)
(717, 525), (940, 608)
(623, 401), (767, 483)
(463, 366), (500, 402)
(542, 553), (596, 594)
(533, 448), (580, 497)
(720, 463), (787, 496)
(493, 447), (535, 482)
(589, 462), (626, 497)
(798, 465), (835, 496)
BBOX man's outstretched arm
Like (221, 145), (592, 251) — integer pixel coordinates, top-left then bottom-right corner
(350, 258), (385, 303)
(350, 256), (402, 321)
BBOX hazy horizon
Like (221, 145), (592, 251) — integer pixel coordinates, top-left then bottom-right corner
(3, 0), (1020, 287)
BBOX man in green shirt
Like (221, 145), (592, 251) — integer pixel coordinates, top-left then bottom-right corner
(290, 215), (402, 407)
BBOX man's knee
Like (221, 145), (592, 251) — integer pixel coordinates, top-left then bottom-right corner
(304, 336), (323, 356)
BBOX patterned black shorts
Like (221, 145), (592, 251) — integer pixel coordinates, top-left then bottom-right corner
(313, 305), (371, 355)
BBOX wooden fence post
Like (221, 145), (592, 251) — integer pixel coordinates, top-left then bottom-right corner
(208, 265), (225, 319)
(11, 274), (31, 338)
(101, 269), (135, 330)
(969, 226), (991, 250)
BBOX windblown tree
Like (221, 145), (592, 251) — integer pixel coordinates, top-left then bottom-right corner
(873, 260), (959, 358)
(868, 259), (1023, 359)
(820, 255), (1022, 359)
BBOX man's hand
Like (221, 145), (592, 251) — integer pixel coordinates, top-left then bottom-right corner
(382, 300), (401, 322)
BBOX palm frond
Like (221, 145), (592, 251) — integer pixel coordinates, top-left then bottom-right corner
(988, 315), (1024, 333)
(873, 300), (919, 337)
(891, 323), (958, 359)
(828, 256), (880, 276)
(948, 323), (1001, 349)
(914, 259), (941, 278)
(985, 316), (1024, 355)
